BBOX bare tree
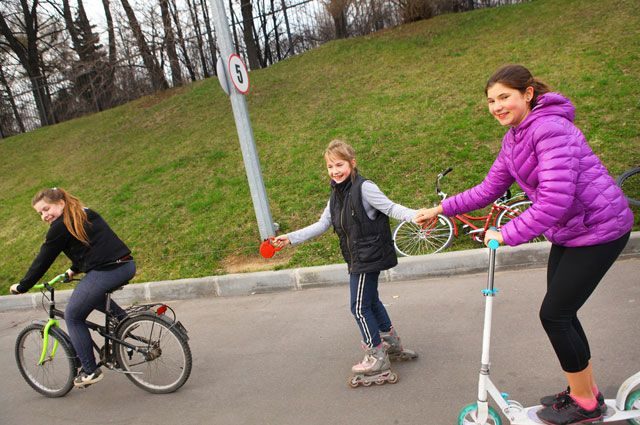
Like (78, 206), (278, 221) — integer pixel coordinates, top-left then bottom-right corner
(324, 0), (350, 38)
(199, 0), (217, 73)
(0, 60), (25, 134)
(100, 0), (117, 98)
(169, 0), (196, 81)
(119, 0), (168, 90)
(240, 0), (261, 69)
(185, 0), (210, 77)
(159, 0), (182, 85)
(0, 0), (56, 126)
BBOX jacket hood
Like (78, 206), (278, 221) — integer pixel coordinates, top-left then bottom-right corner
(516, 92), (575, 132)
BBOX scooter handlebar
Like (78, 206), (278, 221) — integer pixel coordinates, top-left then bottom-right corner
(487, 226), (500, 250)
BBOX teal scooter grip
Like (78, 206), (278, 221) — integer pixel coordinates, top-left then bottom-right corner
(487, 226), (500, 250)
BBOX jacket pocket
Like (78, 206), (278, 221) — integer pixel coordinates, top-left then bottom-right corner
(354, 235), (384, 263)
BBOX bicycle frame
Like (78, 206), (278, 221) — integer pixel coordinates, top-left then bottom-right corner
(33, 273), (166, 369)
(435, 168), (526, 241)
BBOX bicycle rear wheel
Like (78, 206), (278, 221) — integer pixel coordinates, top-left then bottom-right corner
(115, 313), (192, 394)
(496, 200), (546, 243)
(617, 167), (640, 207)
(15, 324), (76, 397)
(393, 215), (454, 256)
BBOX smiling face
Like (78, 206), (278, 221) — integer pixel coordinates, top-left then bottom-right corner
(486, 82), (533, 127)
(33, 199), (65, 225)
(326, 154), (355, 184)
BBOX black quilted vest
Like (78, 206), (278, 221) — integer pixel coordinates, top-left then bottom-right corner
(329, 174), (398, 274)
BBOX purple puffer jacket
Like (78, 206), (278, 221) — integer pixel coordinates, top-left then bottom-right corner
(442, 93), (633, 247)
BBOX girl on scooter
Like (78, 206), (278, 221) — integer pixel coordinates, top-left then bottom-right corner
(415, 64), (633, 425)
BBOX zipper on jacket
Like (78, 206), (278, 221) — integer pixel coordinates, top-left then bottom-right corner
(341, 194), (354, 272)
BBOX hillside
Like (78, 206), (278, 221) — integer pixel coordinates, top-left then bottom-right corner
(1, 0), (638, 292)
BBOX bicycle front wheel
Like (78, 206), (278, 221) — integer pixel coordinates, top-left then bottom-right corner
(15, 324), (76, 397)
(617, 167), (640, 207)
(393, 215), (454, 256)
(116, 313), (192, 394)
(496, 200), (546, 243)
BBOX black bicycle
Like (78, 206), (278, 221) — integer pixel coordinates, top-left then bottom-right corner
(617, 166), (640, 207)
(14, 273), (192, 397)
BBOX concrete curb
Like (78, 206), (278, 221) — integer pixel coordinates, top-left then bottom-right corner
(2, 232), (638, 312)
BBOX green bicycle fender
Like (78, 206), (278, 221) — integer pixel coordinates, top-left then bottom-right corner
(39, 319), (60, 365)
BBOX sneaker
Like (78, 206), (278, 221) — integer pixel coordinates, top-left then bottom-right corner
(536, 395), (603, 425)
(540, 387), (605, 409)
(74, 368), (104, 388)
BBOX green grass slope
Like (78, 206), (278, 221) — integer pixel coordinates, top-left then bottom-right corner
(1, 0), (638, 293)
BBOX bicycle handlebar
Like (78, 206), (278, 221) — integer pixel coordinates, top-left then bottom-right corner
(33, 273), (72, 290)
(436, 167), (453, 198)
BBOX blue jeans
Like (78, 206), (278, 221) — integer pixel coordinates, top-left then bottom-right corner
(350, 272), (392, 348)
(65, 262), (136, 373)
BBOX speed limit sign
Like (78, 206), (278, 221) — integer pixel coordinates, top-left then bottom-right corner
(228, 54), (250, 94)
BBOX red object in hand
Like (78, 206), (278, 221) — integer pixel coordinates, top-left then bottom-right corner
(259, 238), (282, 258)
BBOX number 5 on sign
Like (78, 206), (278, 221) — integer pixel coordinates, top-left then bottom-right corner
(228, 54), (250, 94)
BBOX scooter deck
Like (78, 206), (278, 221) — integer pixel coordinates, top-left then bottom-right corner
(505, 400), (639, 424)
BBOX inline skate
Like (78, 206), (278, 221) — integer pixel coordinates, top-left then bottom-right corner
(381, 327), (418, 361)
(348, 343), (398, 388)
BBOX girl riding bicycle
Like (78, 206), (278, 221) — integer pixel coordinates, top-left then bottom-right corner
(10, 188), (135, 388)
(415, 64), (633, 425)
(272, 140), (417, 384)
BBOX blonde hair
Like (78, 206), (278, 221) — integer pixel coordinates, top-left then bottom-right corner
(324, 139), (358, 177)
(32, 188), (90, 245)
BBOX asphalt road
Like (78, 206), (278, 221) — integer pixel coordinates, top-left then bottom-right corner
(1, 257), (638, 425)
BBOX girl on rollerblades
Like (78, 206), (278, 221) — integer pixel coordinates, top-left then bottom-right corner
(10, 188), (136, 389)
(415, 64), (633, 425)
(272, 140), (418, 387)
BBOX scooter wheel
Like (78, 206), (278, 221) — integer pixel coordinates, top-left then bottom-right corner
(458, 403), (502, 425)
(625, 389), (640, 425)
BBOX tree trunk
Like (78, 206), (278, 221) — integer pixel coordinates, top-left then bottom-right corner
(169, 0), (197, 81)
(186, 0), (210, 78)
(101, 0), (117, 104)
(159, 0), (183, 86)
(119, 0), (169, 90)
(240, 0), (261, 69)
(0, 3), (55, 126)
(199, 0), (218, 74)
(0, 64), (26, 133)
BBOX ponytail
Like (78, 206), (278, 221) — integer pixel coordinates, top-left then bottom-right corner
(32, 188), (90, 245)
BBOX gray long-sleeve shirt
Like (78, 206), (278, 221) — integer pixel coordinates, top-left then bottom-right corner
(286, 180), (416, 245)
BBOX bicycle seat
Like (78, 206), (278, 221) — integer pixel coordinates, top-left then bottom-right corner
(106, 281), (130, 294)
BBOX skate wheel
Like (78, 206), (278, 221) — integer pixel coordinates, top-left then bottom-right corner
(362, 380), (372, 387)
(348, 376), (360, 388)
(388, 373), (398, 384)
(375, 378), (385, 385)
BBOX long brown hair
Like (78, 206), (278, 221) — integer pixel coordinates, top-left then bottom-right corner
(485, 64), (552, 109)
(32, 188), (90, 245)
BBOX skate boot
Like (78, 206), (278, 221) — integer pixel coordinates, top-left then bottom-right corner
(348, 343), (398, 388)
(380, 328), (418, 361)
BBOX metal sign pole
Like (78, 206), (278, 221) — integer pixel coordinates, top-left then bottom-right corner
(210, 0), (276, 240)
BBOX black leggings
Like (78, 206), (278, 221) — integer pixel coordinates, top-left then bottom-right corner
(539, 231), (630, 373)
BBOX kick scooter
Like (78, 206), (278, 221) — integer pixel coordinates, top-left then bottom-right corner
(458, 237), (640, 425)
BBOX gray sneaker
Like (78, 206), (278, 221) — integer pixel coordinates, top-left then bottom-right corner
(540, 387), (605, 409)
